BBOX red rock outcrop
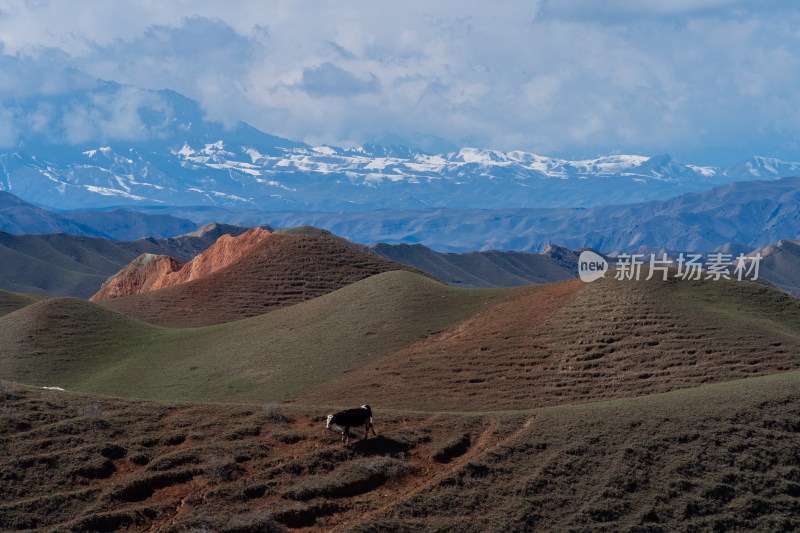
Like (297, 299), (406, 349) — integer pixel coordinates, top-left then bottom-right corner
(90, 227), (272, 301)
(89, 254), (185, 301)
(148, 227), (272, 291)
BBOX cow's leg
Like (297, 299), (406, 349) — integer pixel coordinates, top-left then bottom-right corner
(362, 422), (375, 440)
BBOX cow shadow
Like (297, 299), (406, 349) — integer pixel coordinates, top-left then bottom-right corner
(349, 434), (410, 456)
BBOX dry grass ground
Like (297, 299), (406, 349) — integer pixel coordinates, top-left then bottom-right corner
(0, 382), (510, 532)
(4, 266), (800, 530)
(3, 368), (800, 531)
(346, 370), (800, 532)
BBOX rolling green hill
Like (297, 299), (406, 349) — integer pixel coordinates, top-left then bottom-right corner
(0, 271), (506, 402)
(0, 288), (48, 317)
(5, 266), (800, 413)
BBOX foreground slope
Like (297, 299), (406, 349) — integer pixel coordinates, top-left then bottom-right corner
(0, 271), (504, 402)
(293, 273), (800, 411)
(95, 233), (430, 327)
(3, 368), (800, 531)
(351, 371), (800, 532)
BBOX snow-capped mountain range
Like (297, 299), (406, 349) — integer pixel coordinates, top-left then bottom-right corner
(1, 83), (799, 211)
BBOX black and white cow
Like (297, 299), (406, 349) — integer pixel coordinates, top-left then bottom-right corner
(326, 404), (376, 444)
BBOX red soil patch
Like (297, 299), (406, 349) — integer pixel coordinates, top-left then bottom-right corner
(89, 254), (185, 301)
(149, 227), (273, 291)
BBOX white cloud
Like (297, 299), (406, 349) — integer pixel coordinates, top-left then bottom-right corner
(0, 1), (798, 163)
(0, 107), (17, 147)
(300, 62), (380, 97)
(538, 0), (788, 20)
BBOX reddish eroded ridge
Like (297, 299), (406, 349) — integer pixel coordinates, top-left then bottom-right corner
(89, 254), (186, 301)
(90, 228), (272, 301)
(149, 227), (273, 290)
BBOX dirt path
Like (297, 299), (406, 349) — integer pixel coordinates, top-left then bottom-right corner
(333, 413), (537, 531)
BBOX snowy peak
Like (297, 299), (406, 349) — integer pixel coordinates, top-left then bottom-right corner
(726, 156), (800, 178)
(2, 85), (800, 212)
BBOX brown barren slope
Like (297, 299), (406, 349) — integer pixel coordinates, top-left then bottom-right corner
(5, 370), (800, 532)
(0, 383), (506, 532)
(96, 233), (429, 327)
(293, 273), (800, 411)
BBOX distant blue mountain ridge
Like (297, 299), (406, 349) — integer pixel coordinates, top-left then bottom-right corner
(1, 81), (799, 212)
(4, 173), (800, 255)
(150, 176), (800, 253)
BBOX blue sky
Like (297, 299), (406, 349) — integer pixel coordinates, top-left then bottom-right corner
(0, 0), (799, 164)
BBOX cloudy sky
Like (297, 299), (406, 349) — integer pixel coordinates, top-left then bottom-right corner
(0, 0), (798, 164)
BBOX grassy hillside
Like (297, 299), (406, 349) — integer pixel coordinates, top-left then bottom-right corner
(0, 297), (166, 389)
(5, 267), (800, 412)
(0, 271), (506, 403)
(4, 256), (800, 530)
(294, 273), (800, 411)
(0, 231), (124, 297)
(0, 288), (48, 317)
(3, 368), (800, 531)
